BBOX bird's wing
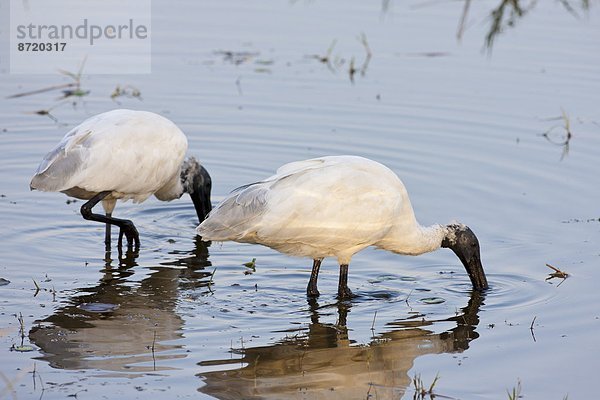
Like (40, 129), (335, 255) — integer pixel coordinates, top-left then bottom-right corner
(197, 180), (272, 241)
(205, 157), (333, 220)
(201, 158), (332, 232)
(274, 157), (327, 176)
(30, 126), (93, 192)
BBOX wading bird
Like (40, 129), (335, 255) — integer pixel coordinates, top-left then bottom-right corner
(31, 109), (212, 251)
(197, 156), (487, 299)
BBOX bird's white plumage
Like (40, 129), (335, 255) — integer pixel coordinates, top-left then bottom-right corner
(31, 109), (188, 206)
(197, 156), (446, 265)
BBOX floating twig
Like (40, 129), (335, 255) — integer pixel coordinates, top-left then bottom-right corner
(31, 109), (59, 123)
(358, 32), (372, 77)
(17, 313), (25, 340)
(311, 39), (337, 70)
(23, 99), (71, 124)
(540, 109), (572, 160)
(151, 329), (157, 371)
(405, 289), (414, 309)
(348, 57), (357, 83)
(412, 373), (451, 399)
(6, 82), (76, 99)
(371, 310), (378, 332)
(457, 0), (472, 41)
(507, 379), (522, 400)
(206, 268), (217, 294)
(32, 279), (40, 297)
(31, 362), (45, 395)
(558, 0), (586, 18)
(485, 0), (529, 51)
(215, 50), (259, 65)
(545, 263), (569, 283)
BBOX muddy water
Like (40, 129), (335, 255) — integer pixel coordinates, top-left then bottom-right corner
(1, 1), (599, 399)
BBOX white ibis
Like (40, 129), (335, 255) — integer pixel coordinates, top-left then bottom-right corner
(31, 109), (212, 250)
(197, 155), (487, 298)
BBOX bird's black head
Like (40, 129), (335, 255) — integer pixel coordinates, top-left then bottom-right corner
(441, 224), (489, 290)
(181, 157), (212, 223)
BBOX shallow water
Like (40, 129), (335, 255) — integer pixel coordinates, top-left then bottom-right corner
(1, 1), (599, 399)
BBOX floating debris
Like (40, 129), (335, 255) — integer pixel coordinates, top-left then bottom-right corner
(10, 344), (35, 352)
(545, 263), (569, 285)
(349, 56), (357, 83)
(215, 50), (260, 65)
(530, 315), (537, 342)
(562, 217), (600, 224)
(55, 58), (90, 102)
(255, 59), (274, 66)
(111, 84), (143, 102)
(540, 108), (572, 160)
(420, 297), (445, 305)
(400, 276), (417, 281)
(32, 279), (40, 296)
(59, 88), (90, 100)
(310, 39), (337, 68)
(243, 258), (257, 271)
(27, 105), (63, 123)
(254, 67), (272, 74)
(357, 32), (372, 78)
(311, 34), (372, 83)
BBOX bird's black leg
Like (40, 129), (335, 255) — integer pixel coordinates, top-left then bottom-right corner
(104, 212), (112, 251)
(337, 264), (354, 300)
(80, 191), (140, 251)
(307, 259), (322, 297)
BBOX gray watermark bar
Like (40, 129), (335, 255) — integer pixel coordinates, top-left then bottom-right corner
(8, 0), (151, 74)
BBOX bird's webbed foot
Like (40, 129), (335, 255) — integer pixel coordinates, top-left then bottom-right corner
(117, 221), (140, 252)
(336, 286), (355, 301)
(307, 286), (320, 298)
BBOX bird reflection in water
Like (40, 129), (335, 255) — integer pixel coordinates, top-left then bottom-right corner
(197, 292), (483, 400)
(28, 238), (212, 376)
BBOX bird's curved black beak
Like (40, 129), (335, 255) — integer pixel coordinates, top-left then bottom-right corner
(460, 253), (488, 291)
(189, 164), (212, 223)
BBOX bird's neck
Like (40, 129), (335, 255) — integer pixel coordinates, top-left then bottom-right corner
(181, 157), (200, 194)
(376, 222), (447, 256)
